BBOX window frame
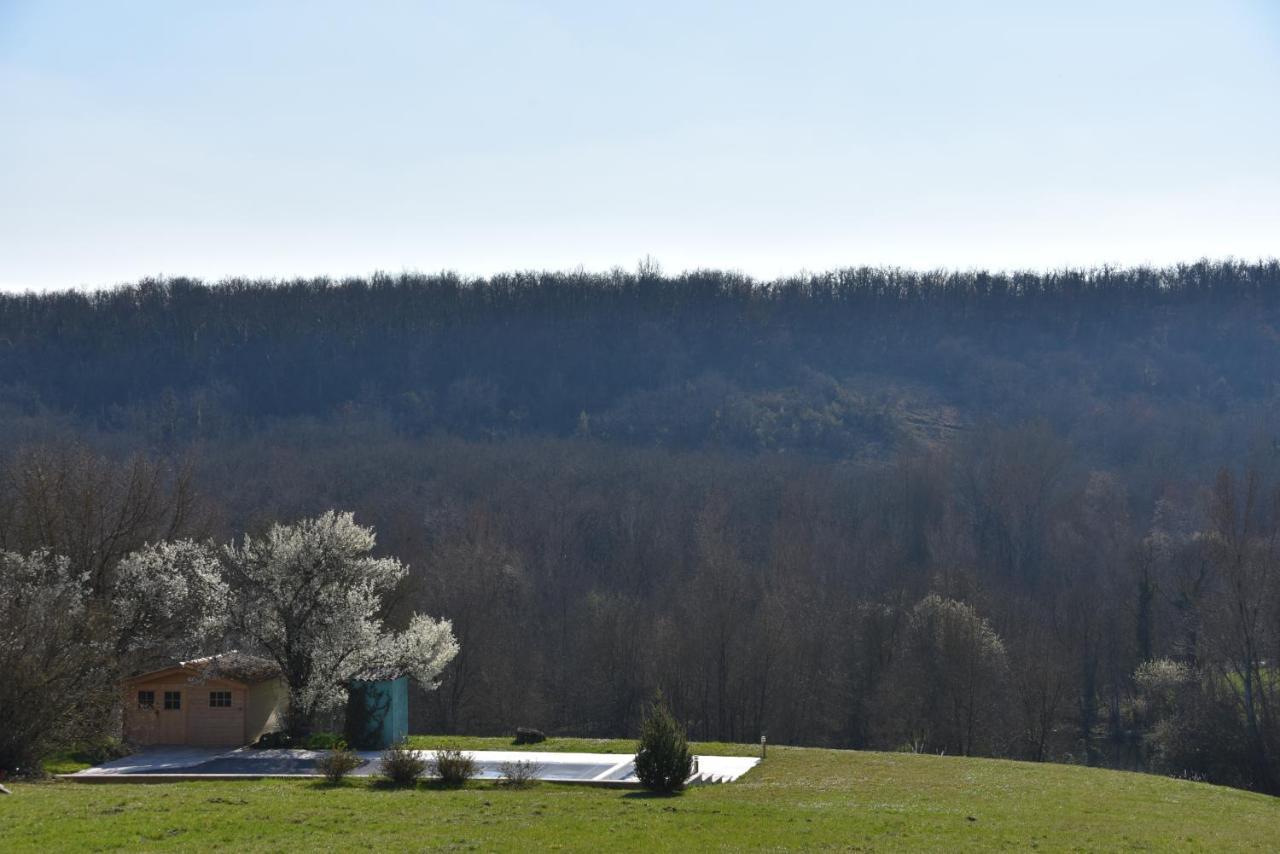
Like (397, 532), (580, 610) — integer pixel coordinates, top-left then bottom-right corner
(163, 690), (181, 710)
(209, 690), (232, 708)
(137, 690), (155, 709)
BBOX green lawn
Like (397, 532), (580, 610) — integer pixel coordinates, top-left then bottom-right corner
(38, 751), (96, 776)
(4, 741), (1278, 851)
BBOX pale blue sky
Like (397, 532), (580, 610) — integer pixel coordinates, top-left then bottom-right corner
(2, 1), (1277, 290)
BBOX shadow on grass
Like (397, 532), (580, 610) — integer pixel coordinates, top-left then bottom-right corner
(364, 778), (481, 792)
(306, 779), (356, 790)
(421, 780), (476, 792)
(621, 790), (684, 800)
(368, 778), (418, 792)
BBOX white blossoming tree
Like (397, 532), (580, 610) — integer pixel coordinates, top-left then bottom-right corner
(2, 541), (234, 774)
(220, 511), (458, 738)
(0, 550), (111, 773)
(112, 539), (229, 660)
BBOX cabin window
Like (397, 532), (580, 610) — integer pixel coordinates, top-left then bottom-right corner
(210, 690), (232, 708)
(163, 690), (181, 710)
(137, 690), (155, 709)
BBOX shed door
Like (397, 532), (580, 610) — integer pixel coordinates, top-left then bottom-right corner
(187, 686), (247, 746)
(158, 687), (186, 743)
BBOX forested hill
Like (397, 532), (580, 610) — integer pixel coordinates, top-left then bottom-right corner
(3, 260), (1279, 466)
(6, 261), (1280, 793)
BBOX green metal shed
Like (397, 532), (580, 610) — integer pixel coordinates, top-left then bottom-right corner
(345, 670), (409, 750)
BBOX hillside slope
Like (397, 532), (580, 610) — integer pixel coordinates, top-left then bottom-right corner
(4, 263), (1279, 466)
(6, 743), (1277, 851)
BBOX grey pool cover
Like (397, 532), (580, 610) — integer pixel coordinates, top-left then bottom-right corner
(118, 758), (631, 780)
(69, 748), (757, 785)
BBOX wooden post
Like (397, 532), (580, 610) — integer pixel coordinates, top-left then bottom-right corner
(761, 733), (767, 759)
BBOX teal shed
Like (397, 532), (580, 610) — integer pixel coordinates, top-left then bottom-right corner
(345, 670), (409, 750)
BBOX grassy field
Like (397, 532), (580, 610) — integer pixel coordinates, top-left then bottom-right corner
(4, 740), (1278, 851)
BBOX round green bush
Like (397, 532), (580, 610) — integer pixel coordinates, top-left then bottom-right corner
(634, 693), (693, 794)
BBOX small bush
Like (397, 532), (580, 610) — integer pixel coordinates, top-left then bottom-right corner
(634, 692), (693, 794)
(252, 731), (294, 749)
(72, 737), (131, 766)
(430, 748), (478, 786)
(316, 744), (362, 783)
(380, 739), (427, 787)
(305, 732), (346, 750)
(498, 759), (543, 788)
(253, 730), (347, 750)
(514, 727), (546, 745)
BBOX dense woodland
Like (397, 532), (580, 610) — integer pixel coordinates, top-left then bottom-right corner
(3, 261), (1280, 792)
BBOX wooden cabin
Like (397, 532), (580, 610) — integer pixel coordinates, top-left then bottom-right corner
(122, 652), (288, 747)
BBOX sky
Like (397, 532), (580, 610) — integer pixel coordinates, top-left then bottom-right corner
(1, 0), (1278, 290)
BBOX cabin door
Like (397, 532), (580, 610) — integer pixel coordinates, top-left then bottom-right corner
(157, 687), (187, 743)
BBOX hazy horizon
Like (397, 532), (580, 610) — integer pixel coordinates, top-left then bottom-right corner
(3, 0), (1278, 291)
(8, 257), (1280, 297)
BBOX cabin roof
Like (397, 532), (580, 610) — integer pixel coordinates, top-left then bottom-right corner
(124, 651), (282, 686)
(350, 664), (406, 682)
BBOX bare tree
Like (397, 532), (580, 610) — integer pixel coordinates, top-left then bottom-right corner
(0, 444), (202, 594)
(1199, 470), (1279, 792)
